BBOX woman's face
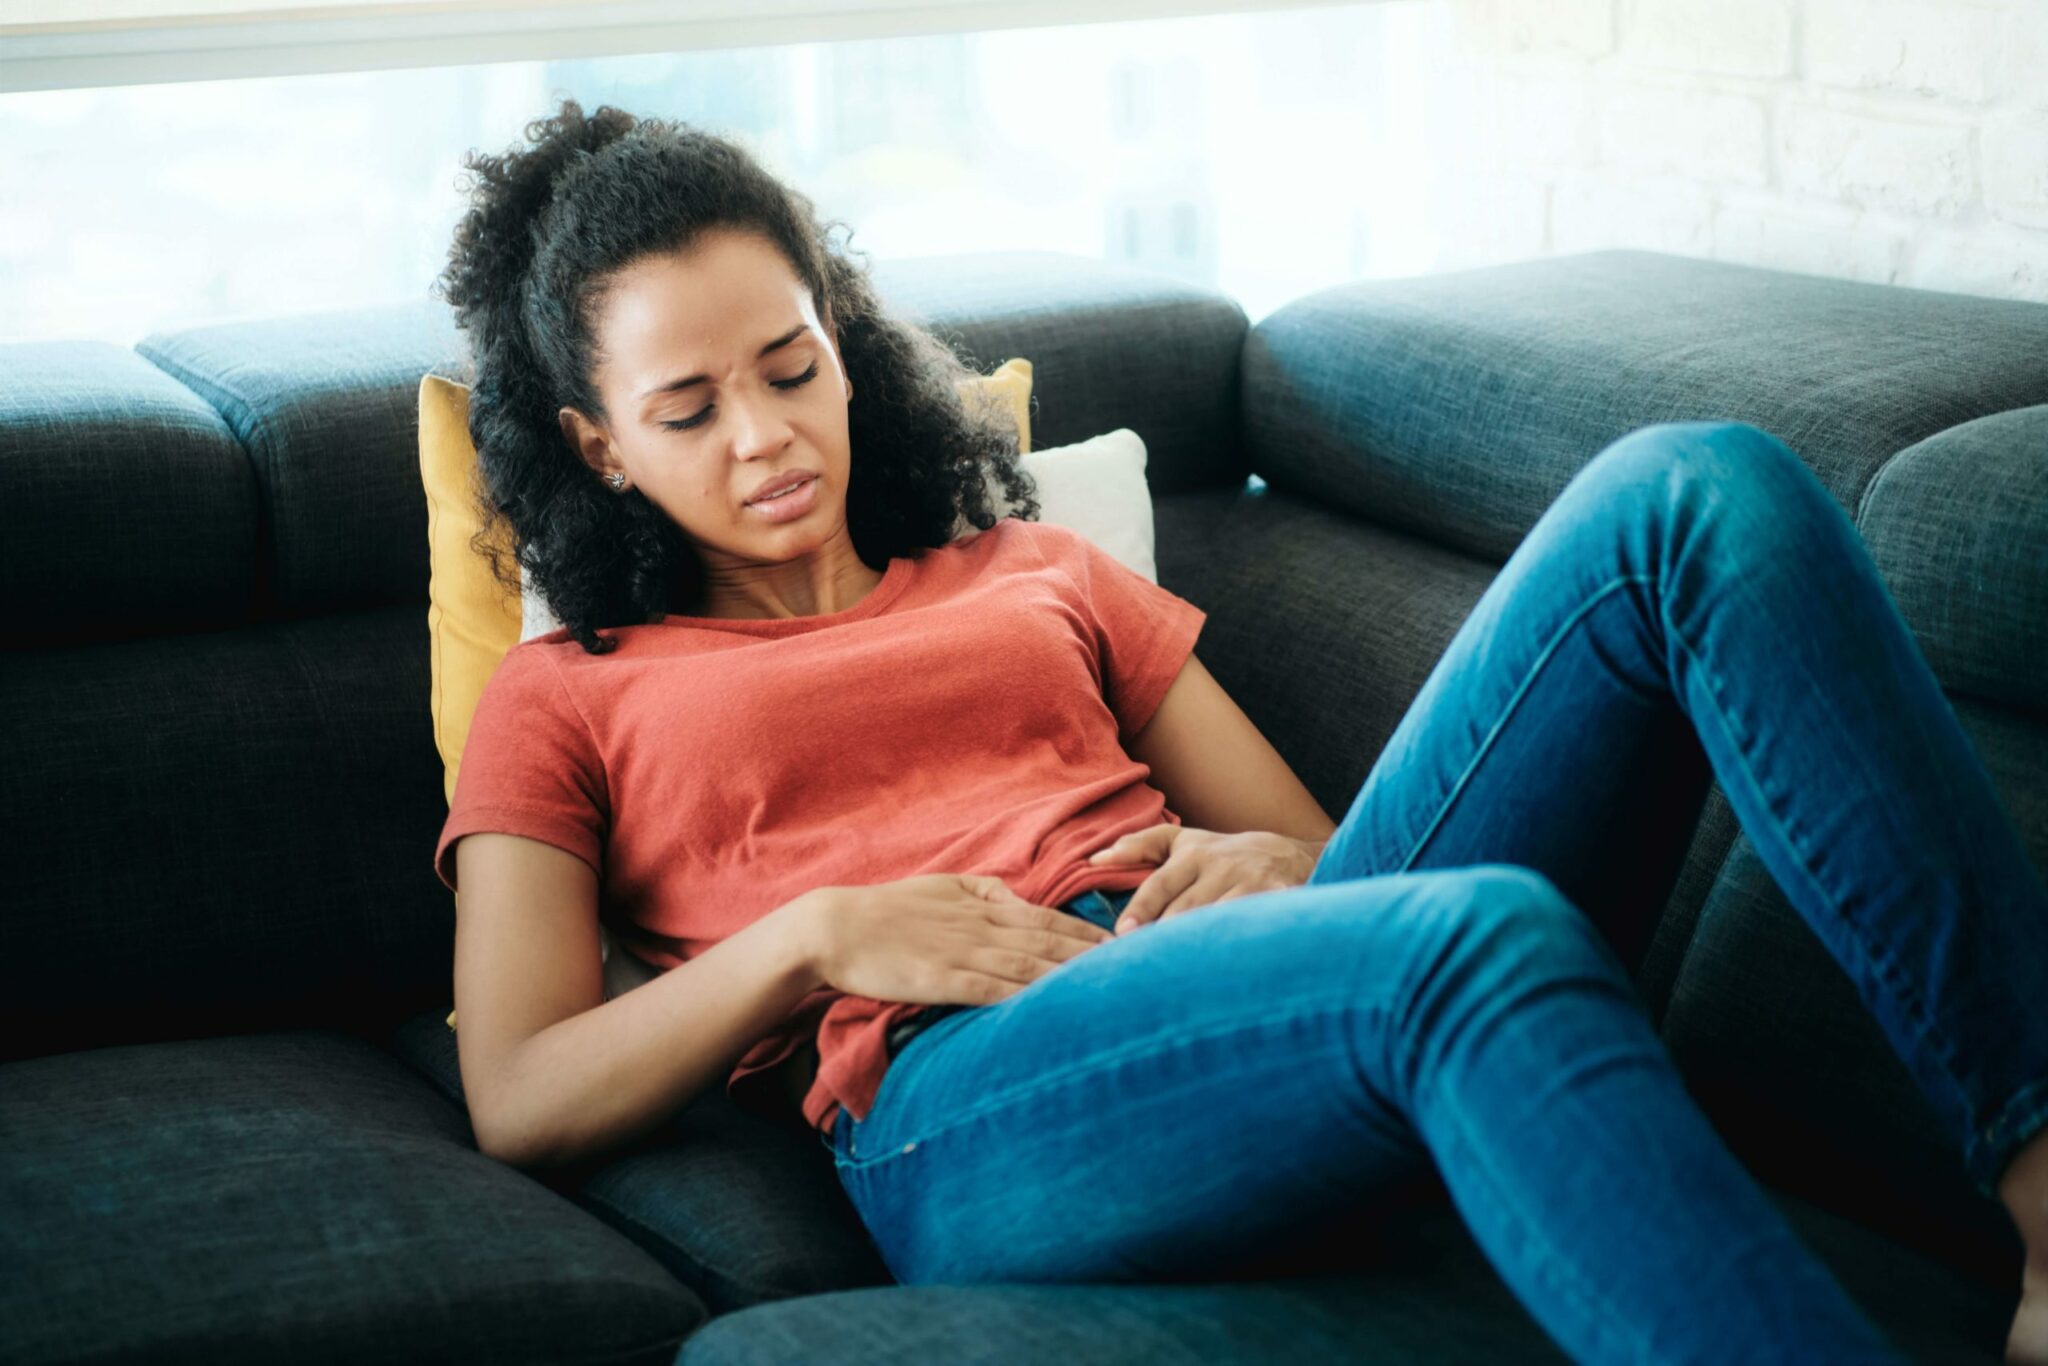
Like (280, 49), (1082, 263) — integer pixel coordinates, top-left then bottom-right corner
(562, 228), (855, 578)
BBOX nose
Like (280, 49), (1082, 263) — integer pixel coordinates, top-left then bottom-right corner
(727, 384), (796, 463)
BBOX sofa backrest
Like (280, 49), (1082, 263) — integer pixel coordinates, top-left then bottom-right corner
(0, 251), (1249, 1063)
(1191, 248), (2048, 1294)
(11, 240), (2039, 1298)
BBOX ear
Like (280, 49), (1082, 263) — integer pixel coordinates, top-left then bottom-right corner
(559, 405), (614, 479)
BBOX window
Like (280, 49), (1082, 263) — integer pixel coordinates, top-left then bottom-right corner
(0, 2), (1435, 344)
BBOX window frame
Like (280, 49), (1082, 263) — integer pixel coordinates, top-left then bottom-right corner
(0, 0), (1371, 93)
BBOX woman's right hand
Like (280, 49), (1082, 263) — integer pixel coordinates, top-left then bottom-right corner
(795, 873), (1114, 1007)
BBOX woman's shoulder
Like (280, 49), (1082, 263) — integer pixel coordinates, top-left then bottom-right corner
(477, 634), (582, 707)
(918, 516), (1088, 591)
(953, 513), (1075, 560)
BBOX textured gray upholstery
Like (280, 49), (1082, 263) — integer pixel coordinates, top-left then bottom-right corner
(4, 249), (2038, 1363)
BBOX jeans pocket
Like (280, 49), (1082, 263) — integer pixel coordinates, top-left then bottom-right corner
(843, 1006), (970, 1173)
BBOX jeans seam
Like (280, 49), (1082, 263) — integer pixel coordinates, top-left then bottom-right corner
(1659, 607), (1987, 1191)
(839, 993), (1350, 1170)
(1387, 548), (1993, 1196)
(1397, 574), (1655, 875)
(1978, 1075), (2048, 1196)
(1422, 1090), (1655, 1364)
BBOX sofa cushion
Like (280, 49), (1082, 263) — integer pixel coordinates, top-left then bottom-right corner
(669, 1187), (2011, 1364)
(0, 1032), (701, 1366)
(128, 255), (1247, 623)
(1242, 250), (2048, 566)
(0, 606), (455, 1060)
(0, 340), (260, 648)
(135, 303), (469, 617)
(868, 251), (1249, 497)
(388, 1007), (893, 1315)
(1153, 482), (1498, 848)
(1856, 404), (2048, 710)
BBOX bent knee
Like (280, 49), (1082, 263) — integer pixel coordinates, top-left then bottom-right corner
(1449, 862), (1574, 914)
(1578, 419), (1831, 541)
(1424, 864), (1608, 966)
(1598, 419), (1804, 494)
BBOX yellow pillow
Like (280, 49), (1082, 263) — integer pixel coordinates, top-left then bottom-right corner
(420, 375), (523, 811)
(422, 357), (1034, 1030)
(967, 356), (1033, 458)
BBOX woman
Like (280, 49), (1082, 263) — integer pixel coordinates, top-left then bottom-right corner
(433, 98), (2048, 1364)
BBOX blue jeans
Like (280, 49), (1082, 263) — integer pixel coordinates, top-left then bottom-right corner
(826, 422), (2048, 1363)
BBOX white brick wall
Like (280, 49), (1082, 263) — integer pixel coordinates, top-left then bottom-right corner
(1600, 79), (1770, 185)
(1804, 0), (2004, 102)
(1423, 0), (2048, 303)
(1777, 99), (1976, 217)
(1623, 0), (1794, 78)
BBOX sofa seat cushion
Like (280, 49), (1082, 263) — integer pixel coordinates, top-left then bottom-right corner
(672, 1189), (2012, 1364)
(388, 1006), (894, 1314)
(0, 1031), (701, 1366)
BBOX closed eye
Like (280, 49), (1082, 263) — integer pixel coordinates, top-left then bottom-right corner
(659, 361), (821, 432)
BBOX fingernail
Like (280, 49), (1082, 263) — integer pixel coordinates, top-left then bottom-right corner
(1087, 850), (1109, 862)
(1114, 917), (1134, 935)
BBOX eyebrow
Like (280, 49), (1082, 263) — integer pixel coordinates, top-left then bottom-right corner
(638, 323), (809, 399)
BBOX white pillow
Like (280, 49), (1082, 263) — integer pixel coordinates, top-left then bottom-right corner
(524, 426), (1158, 998)
(520, 566), (558, 643)
(1009, 426), (1158, 582)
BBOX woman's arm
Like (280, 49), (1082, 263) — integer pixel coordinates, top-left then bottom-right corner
(1125, 652), (1337, 846)
(453, 831), (825, 1169)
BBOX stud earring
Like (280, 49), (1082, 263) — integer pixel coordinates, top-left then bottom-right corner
(605, 472), (627, 491)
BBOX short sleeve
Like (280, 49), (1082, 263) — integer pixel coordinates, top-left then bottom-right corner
(1042, 521), (1207, 741)
(433, 644), (608, 893)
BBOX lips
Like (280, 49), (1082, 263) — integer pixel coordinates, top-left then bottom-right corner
(745, 472), (818, 505)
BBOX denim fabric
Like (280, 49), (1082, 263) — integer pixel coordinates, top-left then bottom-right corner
(878, 888), (1141, 1063)
(813, 888), (1142, 1160)
(1657, 688), (2048, 1287)
(1150, 470), (2047, 1290)
(824, 421), (2048, 1364)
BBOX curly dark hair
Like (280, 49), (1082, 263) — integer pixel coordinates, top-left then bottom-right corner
(433, 96), (1039, 655)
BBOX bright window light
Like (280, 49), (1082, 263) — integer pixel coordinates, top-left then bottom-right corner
(0, 2), (1435, 345)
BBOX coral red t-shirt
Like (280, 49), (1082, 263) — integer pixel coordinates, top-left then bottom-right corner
(433, 515), (1207, 1138)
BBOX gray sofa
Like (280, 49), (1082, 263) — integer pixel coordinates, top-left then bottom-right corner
(4, 247), (2043, 1364)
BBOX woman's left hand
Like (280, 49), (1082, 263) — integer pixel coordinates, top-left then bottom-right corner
(1085, 825), (1323, 935)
